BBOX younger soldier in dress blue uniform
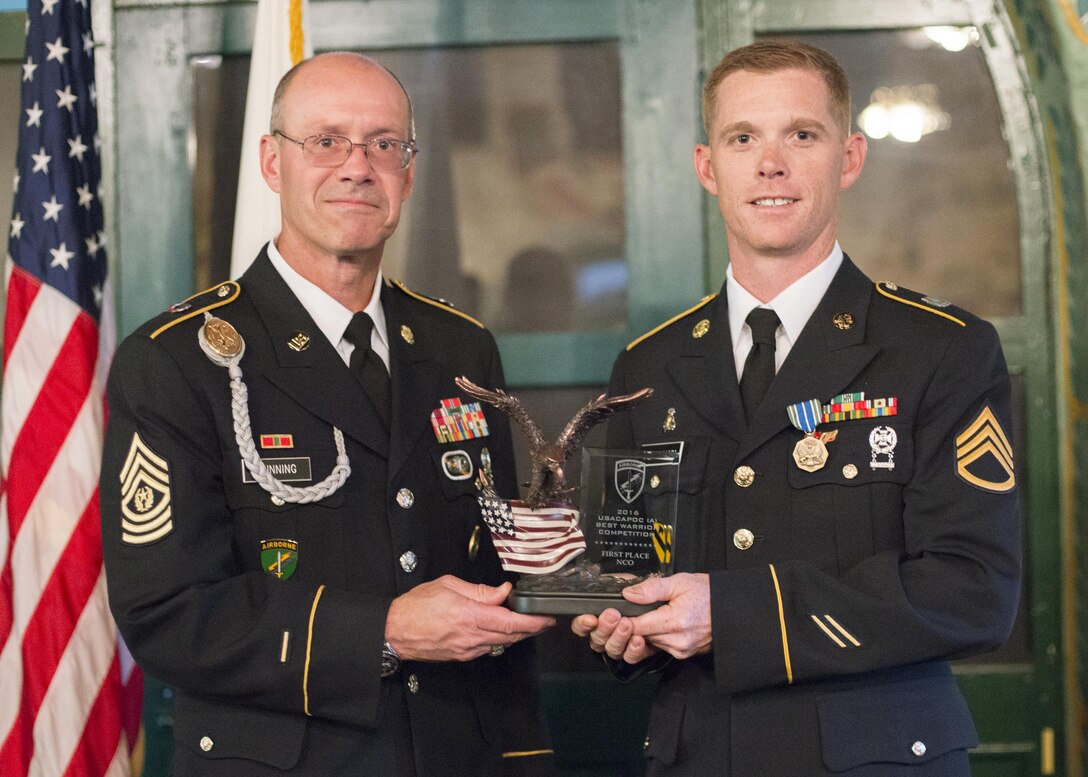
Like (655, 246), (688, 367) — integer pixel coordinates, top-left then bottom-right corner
(101, 53), (556, 777)
(572, 40), (1021, 777)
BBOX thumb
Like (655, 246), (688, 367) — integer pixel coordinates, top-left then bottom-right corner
(473, 580), (513, 605)
(440, 576), (512, 604)
(622, 576), (669, 604)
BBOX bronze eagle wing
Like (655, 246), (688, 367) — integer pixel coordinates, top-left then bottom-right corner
(454, 376), (546, 450)
(554, 387), (654, 461)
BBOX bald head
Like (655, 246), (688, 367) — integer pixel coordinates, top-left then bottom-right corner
(269, 52), (415, 141)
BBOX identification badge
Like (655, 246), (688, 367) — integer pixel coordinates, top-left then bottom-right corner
(242, 457), (312, 483)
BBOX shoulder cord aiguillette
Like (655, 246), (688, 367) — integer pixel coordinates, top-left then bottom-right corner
(198, 312), (350, 505)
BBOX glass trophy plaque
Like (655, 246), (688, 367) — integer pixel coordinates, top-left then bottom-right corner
(507, 447), (680, 616)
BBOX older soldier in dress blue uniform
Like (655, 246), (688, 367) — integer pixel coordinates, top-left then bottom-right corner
(101, 53), (556, 777)
(573, 40), (1020, 777)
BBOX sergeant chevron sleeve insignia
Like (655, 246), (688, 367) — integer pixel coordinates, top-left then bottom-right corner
(955, 404), (1015, 493)
(120, 432), (174, 545)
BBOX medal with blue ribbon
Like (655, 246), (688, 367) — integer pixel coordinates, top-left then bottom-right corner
(787, 399), (836, 472)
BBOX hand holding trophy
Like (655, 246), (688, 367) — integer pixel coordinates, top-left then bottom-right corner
(455, 377), (680, 615)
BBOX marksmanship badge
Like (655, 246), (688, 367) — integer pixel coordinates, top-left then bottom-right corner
(869, 426), (898, 470)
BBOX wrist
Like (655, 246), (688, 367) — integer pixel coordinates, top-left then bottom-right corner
(381, 641), (401, 678)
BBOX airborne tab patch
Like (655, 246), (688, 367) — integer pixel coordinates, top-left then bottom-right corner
(120, 432), (174, 545)
(955, 404), (1015, 493)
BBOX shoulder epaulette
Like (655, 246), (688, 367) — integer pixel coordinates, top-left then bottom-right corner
(874, 282), (965, 327)
(150, 281), (241, 339)
(626, 293), (718, 351)
(389, 278), (485, 329)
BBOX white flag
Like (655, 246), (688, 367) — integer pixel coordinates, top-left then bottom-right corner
(230, 0), (312, 278)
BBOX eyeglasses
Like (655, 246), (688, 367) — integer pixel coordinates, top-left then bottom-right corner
(273, 130), (418, 171)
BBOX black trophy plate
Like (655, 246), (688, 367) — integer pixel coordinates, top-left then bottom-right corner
(508, 590), (663, 617)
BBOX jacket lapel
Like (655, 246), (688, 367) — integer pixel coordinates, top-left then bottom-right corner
(383, 283), (446, 482)
(664, 293), (746, 442)
(238, 251), (390, 459)
(736, 256), (879, 460)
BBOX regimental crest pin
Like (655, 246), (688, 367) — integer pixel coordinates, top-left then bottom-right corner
(261, 539), (299, 580)
(120, 432), (174, 545)
(955, 404), (1015, 493)
(442, 450), (475, 480)
(615, 459), (646, 504)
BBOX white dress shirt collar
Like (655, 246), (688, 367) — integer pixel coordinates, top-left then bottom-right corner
(726, 242), (844, 379)
(266, 241), (389, 369)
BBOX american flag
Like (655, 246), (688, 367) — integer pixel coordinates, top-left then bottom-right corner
(1, 1), (140, 775)
(478, 495), (586, 575)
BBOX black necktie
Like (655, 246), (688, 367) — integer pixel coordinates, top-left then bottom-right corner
(739, 307), (780, 421)
(344, 312), (391, 429)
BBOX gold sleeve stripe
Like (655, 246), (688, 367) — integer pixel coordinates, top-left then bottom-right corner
(502, 749), (556, 758)
(769, 564), (793, 684)
(150, 282), (241, 339)
(875, 284), (965, 327)
(823, 614), (862, 647)
(810, 615), (847, 648)
(391, 279), (485, 329)
(626, 294), (718, 351)
(303, 584), (326, 716)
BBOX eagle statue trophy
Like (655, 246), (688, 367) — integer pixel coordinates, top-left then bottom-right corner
(454, 377), (652, 509)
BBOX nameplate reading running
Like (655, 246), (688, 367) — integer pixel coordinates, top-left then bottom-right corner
(242, 457), (313, 483)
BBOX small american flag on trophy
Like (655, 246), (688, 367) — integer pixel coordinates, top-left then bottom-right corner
(477, 495), (586, 575)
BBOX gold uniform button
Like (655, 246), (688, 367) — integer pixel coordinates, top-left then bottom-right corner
(396, 488), (415, 509)
(408, 673), (420, 694)
(911, 741), (926, 757)
(733, 529), (755, 550)
(842, 463), (858, 480)
(199, 736), (214, 752)
(734, 466), (755, 487)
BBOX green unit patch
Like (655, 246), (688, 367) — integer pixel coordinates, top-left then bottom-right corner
(261, 539), (299, 580)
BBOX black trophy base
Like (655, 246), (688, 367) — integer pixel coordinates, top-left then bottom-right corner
(508, 589), (662, 616)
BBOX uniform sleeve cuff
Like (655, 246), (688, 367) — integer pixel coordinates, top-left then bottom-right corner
(303, 586), (392, 728)
(710, 565), (792, 693)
